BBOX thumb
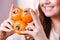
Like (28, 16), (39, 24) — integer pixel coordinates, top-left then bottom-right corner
(9, 13), (11, 19)
(8, 13), (13, 20)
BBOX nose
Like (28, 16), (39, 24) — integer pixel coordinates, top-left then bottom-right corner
(43, 0), (50, 4)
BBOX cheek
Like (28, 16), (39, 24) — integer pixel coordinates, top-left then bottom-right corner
(54, 0), (60, 14)
(52, 0), (60, 6)
(39, 0), (45, 5)
(55, 7), (60, 15)
(56, 0), (60, 4)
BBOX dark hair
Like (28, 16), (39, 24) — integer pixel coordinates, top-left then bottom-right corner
(38, 5), (52, 38)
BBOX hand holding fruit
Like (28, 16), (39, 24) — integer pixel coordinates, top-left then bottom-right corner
(10, 5), (34, 34)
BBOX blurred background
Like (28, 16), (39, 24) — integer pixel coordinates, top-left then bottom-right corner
(0, 0), (39, 24)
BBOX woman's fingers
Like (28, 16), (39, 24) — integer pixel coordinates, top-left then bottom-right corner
(4, 19), (14, 26)
(0, 27), (11, 32)
(30, 9), (42, 28)
(26, 22), (36, 31)
(20, 31), (34, 40)
(26, 22), (39, 34)
(21, 31), (33, 35)
(3, 19), (14, 30)
(0, 19), (14, 32)
(1, 22), (13, 30)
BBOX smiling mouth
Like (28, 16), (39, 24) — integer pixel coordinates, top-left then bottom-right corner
(43, 6), (54, 11)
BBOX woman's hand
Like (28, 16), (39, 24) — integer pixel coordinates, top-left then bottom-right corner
(0, 18), (15, 38)
(20, 9), (48, 40)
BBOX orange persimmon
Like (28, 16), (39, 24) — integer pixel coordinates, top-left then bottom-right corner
(10, 5), (23, 21)
(9, 5), (35, 34)
(21, 8), (33, 23)
(14, 21), (27, 34)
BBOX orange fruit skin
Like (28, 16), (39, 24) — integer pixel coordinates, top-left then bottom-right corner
(10, 6), (34, 34)
(21, 13), (32, 23)
(21, 8), (33, 23)
(14, 21), (27, 34)
(10, 7), (23, 21)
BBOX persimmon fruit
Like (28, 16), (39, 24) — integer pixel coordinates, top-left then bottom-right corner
(10, 6), (23, 21)
(9, 5), (35, 34)
(14, 21), (27, 34)
(21, 8), (33, 23)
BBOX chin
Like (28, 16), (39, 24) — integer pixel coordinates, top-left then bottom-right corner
(44, 12), (57, 17)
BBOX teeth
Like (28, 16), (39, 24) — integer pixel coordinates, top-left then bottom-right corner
(45, 6), (53, 11)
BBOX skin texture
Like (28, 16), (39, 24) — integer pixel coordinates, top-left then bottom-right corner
(0, 19), (14, 40)
(0, 0), (60, 40)
(39, 0), (60, 39)
(0, 7), (48, 40)
(39, 0), (60, 17)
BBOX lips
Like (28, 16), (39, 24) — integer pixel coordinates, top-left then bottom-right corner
(43, 5), (54, 12)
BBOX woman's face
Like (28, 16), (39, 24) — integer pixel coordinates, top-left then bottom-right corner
(39, 0), (60, 17)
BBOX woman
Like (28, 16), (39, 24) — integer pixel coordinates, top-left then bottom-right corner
(0, 0), (60, 40)
(39, 0), (60, 40)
